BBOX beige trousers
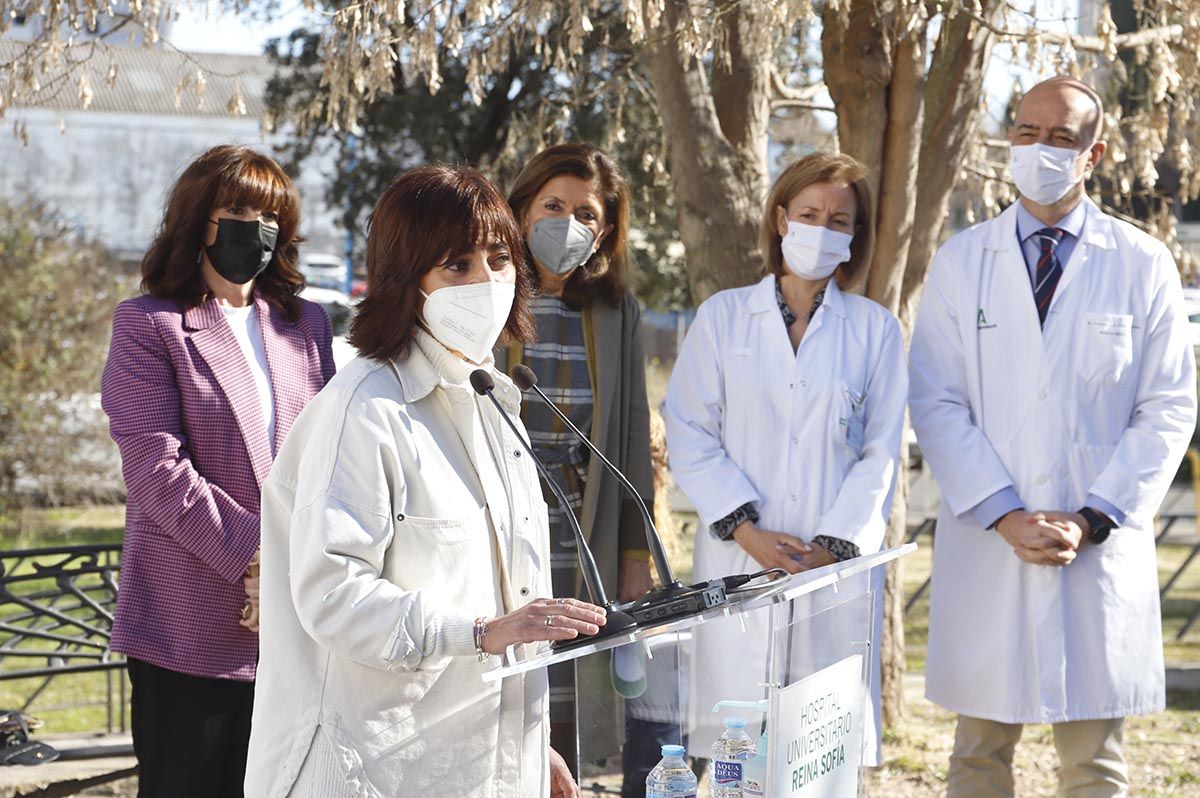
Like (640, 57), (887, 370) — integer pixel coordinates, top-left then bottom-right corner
(946, 715), (1128, 798)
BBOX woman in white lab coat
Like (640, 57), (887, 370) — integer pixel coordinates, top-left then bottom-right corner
(664, 152), (907, 761)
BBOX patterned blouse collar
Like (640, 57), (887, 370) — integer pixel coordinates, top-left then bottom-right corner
(775, 276), (826, 328)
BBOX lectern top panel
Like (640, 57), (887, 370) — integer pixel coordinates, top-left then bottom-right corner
(481, 543), (915, 682)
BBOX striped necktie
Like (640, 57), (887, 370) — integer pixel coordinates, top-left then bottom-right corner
(1033, 227), (1066, 327)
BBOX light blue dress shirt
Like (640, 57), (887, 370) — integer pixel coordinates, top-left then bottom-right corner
(967, 200), (1125, 530)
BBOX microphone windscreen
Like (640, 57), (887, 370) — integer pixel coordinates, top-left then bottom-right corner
(469, 369), (495, 395)
(511, 364), (537, 391)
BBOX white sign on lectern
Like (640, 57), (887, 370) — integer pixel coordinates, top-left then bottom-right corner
(770, 654), (864, 797)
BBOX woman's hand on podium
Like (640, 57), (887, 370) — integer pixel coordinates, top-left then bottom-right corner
(731, 522), (812, 574)
(481, 598), (607, 653)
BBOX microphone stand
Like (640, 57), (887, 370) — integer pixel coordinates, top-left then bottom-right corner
(513, 368), (694, 603)
(469, 370), (636, 649)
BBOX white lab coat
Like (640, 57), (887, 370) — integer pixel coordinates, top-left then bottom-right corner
(245, 331), (552, 798)
(664, 275), (907, 762)
(909, 198), (1197, 724)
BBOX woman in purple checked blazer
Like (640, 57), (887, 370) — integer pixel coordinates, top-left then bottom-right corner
(100, 145), (336, 798)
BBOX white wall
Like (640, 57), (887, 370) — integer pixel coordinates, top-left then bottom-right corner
(0, 109), (345, 264)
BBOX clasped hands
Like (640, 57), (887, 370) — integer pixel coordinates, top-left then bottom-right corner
(995, 509), (1092, 566)
(732, 522), (837, 574)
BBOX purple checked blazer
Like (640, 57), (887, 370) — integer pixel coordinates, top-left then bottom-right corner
(101, 290), (336, 681)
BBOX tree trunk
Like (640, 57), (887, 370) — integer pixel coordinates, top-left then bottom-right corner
(639, 0), (770, 302)
(820, 2), (891, 214)
(880, 432), (910, 727)
(866, 31), (924, 314)
(822, 3), (928, 727)
(899, 3), (1002, 326)
(711, 2), (772, 203)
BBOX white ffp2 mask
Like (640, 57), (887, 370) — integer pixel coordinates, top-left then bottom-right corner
(1009, 143), (1087, 205)
(420, 281), (515, 364)
(781, 221), (853, 281)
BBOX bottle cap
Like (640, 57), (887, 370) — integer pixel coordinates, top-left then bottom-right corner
(724, 717), (747, 729)
(661, 744), (686, 757)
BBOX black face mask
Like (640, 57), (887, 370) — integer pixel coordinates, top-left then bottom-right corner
(205, 218), (279, 284)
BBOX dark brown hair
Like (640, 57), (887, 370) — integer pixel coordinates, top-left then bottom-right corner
(507, 143), (631, 309)
(761, 152), (873, 288)
(141, 145), (304, 317)
(349, 164), (535, 362)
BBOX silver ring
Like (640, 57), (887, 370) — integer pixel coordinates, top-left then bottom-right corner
(556, 598), (568, 605)
(544, 615), (554, 627)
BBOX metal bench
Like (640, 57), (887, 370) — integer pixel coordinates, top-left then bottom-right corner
(0, 544), (135, 796)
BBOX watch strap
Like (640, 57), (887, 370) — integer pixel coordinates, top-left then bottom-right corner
(1078, 506), (1114, 544)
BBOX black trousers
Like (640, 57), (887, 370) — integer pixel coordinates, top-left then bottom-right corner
(127, 658), (255, 798)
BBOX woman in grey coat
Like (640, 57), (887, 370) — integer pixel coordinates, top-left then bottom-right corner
(498, 143), (659, 790)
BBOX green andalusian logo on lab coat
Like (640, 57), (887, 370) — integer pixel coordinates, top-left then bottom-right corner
(977, 308), (997, 330)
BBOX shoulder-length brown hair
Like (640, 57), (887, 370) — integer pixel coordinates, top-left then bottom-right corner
(507, 143), (631, 309)
(761, 152), (873, 289)
(349, 164), (536, 362)
(141, 145), (305, 318)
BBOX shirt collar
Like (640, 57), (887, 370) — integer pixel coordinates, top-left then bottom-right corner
(775, 275), (829, 327)
(1015, 199), (1087, 244)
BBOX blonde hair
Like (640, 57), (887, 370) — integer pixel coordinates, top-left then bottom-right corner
(761, 152), (873, 287)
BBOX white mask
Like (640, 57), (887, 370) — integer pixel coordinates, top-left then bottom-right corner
(419, 281), (515, 364)
(1008, 143), (1087, 205)
(781, 221), (853, 281)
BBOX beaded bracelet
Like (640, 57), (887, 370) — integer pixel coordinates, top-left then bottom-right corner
(473, 617), (490, 662)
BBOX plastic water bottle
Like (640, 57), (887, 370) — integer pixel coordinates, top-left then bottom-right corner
(646, 745), (697, 798)
(710, 717), (756, 798)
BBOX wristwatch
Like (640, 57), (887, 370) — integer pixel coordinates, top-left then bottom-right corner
(1077, 506), (1115, 545)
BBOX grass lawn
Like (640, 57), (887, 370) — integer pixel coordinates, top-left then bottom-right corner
(0, 504), (129, 738)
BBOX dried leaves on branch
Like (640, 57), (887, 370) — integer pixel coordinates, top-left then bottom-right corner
(6, 1), (1199, 279)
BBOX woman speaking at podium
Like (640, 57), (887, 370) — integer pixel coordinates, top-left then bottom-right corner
(245, 165), (605, 798)
(664, 152), (907, 764)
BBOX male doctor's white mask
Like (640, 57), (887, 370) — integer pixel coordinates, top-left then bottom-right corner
(419, 281), (515, 364)
(1008, 143), (1091, 206)
(781, 221), (854, 281)
(527, 216), (597, 276)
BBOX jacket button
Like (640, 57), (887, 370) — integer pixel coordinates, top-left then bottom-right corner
(396, 513), (405, 521)
(514, 450), (522, 458)
(520, 587), (529, 596)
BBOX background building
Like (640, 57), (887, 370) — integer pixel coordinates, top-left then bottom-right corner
(0, 25), (344, 266)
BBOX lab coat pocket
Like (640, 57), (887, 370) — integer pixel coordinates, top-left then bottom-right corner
(1080, 313), (1133, 385)
(837, 383), (867, 454)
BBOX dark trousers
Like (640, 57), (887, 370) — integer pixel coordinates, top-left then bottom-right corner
(127, 658), (255, 798)
(621, 718), (679, 798)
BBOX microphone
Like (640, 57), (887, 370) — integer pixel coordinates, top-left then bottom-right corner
(469, 369), (637, 647)
(510, 364), (688, 600)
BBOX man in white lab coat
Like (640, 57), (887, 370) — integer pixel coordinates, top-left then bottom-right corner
(909, 76), (1197, 797)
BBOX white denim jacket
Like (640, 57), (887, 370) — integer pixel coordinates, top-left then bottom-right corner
(245, 330), (552, 798)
